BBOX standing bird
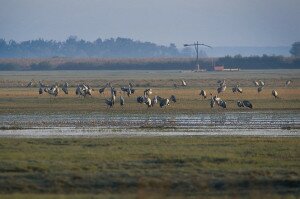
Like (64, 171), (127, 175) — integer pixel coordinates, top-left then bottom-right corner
(170, 95), (177, 103)
(272, 90), (279, 99)
(120, 96), (125, 106)
(217, 85), (226, 93)
(285, 80), (292, 87)
(218, 79), (226, 87)
(144, 88), (152, 97)
(232, 84), (242, 93)
(218, 100), (227, 108)
(181, 79), (187, 87)
(62, 82), (68, 94)
(199, 90), (207, 99)
(253, 81), (259, 87)
(38, 87), (43, 94)
(45, 84), (59, 97)
(258, 80), (265, 87)
(210, 94), (215, 108)
(27, 80), (34, 87)
(151, 96), (158, 107)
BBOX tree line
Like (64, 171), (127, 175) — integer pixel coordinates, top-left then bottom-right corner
(0, 36), (197, 58)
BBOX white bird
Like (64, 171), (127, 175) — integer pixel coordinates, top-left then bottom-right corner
(272, 90), (279, 99)
(181, 79), (187, 87)
(258, 80), (265, 87)
(253, 81), (259, 87)
(285, 80), (292, 87)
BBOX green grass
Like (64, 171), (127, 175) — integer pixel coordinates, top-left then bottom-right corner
(0, 137), (299, 198)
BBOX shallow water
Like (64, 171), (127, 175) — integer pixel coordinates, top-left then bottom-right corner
(0, 111), (299, 137)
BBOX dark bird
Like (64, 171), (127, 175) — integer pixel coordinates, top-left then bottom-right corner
(99, 87), (106, 94)
(199, 90), (207, 99)
(218, 100), (227, 108)
(242, 100), (253, 109)
(137, 96), (144, 103)
(39, 87), (43, 94)
(170, 95), (177, 103)
(105, 98), (114, 108)
(257, 86), (263, 93)
(157, 96), (170, 108)
(237, 100), (253, 109)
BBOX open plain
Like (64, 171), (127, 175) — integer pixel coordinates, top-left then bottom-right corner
(0, 69), (299, 198)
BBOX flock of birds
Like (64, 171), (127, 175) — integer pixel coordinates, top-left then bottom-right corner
(26, 79), (293, 109)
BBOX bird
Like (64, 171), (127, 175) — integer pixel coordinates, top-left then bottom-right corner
(272, 90), (278, 99)
(218, 100), (227, 108)
(27, 80), (34, 87)
(99, 87), (106, 94)
(170, 95), (177, 103)
(242, 100), (253, 109)
(159, 98), (170, 108)
(258, 80), (265, 87)
(76, 84), (92, 97)
(237, 100), (253, 109)
(218, 79), (226, 87)
(151, 96), (158, 107)
(105, 98), (114, 108)
(253, 81), (259, 87)
(199, 90), (207, 99)
(145, 97), (152, 108)
(137, 96), (144, 104)
(217, 85), (226, 93)
(62, 82), (68, 94)
(237, 100), (244, 107)
(144, 88), (152, 97)
(156, 96), (170, 108)
(232, 85), (242, 93)
(210, 94), (215, 108)
(121, 84), (135, 97)
(181, 79), (187, 87)
(38, 87), (43, 94)
(45, 84), (59, 97)
(285, 80), (292, 87)
(120, 96), (125, 106)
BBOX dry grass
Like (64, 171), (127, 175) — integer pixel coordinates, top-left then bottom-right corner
(0, 86), (299, 114)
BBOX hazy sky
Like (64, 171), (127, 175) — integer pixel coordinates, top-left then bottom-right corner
(0, 0), (299, 47)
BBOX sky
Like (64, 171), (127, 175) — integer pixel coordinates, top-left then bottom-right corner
(0, 0), (299, 47)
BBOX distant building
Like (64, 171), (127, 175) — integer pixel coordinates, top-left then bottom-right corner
(214, 66), (224, 71)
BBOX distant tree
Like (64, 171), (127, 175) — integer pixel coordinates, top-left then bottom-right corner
(290, 42), (300, 57)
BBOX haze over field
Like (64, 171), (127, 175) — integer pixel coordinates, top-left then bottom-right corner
(0, 0), (300, 56)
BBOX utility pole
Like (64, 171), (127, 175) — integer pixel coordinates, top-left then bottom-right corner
(184, 41), (212, 71)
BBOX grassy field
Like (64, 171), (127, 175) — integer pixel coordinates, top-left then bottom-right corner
(0, 87), (299, 114)
(0, 137), (299, 198)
